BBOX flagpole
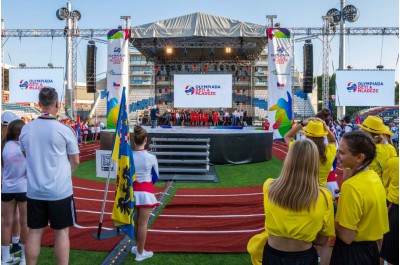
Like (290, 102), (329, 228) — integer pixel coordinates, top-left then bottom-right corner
(97, 164), (113, 239)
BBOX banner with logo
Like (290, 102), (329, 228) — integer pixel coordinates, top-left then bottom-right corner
(174, 74), (232, 108)
(267, 28), (293, 139)
(106, 29), (130, 129)
(9, 68), (64, 103)
(335, 70), (395, 106)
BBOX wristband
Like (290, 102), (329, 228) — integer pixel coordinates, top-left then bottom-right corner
(297, 120), (305, 127)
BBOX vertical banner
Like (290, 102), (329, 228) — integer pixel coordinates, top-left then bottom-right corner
(267, 28), (293, 139)
(106, 29), (130, 129)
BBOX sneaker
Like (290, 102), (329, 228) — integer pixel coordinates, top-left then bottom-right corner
(131, 246), (138, 255)
(9, 243), (21, 255)
(1, 256), (21, 265)
(135, 250), (153, 261)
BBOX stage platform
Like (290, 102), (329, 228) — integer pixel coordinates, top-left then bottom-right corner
(101, 126), (273, 165)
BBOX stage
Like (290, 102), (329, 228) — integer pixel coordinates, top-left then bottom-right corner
(101, 126), (273, 165)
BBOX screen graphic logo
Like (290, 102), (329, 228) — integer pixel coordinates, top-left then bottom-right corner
(19, 80), (28, 89)
(185, 85), (195, 95)
(347, 82), (357, 92)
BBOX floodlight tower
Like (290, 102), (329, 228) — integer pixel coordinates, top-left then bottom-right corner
(56, 1), (81, 119)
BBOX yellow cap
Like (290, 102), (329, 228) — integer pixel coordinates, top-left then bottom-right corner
(300, 120), (328, 137)
(358, 116), (384, 134)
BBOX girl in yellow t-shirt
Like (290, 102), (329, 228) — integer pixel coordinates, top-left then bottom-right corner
(261, 139), (335, 265)
(331, 131), (389, 265)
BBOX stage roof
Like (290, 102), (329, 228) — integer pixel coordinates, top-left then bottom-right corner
(130, 12), (268, 64)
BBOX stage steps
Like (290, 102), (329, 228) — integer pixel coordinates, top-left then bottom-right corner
(149, 137), (217, 182)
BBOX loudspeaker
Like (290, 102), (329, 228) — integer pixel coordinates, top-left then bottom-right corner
(303, 41), (313, 93)
(86, 43), (97, 93)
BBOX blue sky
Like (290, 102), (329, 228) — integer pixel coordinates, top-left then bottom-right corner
(2, 0), (399, 82)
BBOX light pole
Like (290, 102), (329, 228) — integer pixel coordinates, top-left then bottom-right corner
(56, 1), (81, 119)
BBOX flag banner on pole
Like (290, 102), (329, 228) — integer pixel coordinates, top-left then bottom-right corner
(76, 115), (82, 144)
(106, 29), (130, 129)
(111, 87), (136, 239)
(267, 28), (293, 140)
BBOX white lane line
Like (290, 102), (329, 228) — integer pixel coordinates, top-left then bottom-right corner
(272, 146), (288, 154)
(159, 214), (264, 218)
(73, 186), (114, 193)
(74, 224), (113, 230)
(76, 209), (111, 215)
(148, 227), (265, 234)
(74, 196), (114, 203)
(175, 192), (262, 197)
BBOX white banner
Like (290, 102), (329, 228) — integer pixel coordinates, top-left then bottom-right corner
(174, 74), (232, 108)
(106, 29), (130, 129)
(335, 70), (395, 106)
(9, 68), (64, 103)
(267, 28), (293, 139)
(96, 150), (116, 179)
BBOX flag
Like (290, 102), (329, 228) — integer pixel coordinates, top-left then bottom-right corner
(76, 115), (82, 143)
(111, 87), (136, 240)
(356, 114), (362, 125)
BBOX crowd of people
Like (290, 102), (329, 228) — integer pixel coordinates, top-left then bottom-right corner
(1, 88), (398, 264)
(249, 108), (398, 265)
(140, 106), (250, 127)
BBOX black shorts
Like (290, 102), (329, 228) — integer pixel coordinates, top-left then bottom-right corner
(1, 192), (27, 202)
(380, 203), (399, 265)
(27, 195), (77, 230)
(262, 241), (318, 265)
(330, 237), (379, 265)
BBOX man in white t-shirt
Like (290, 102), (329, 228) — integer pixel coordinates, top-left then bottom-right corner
(19, 87), (80, 265)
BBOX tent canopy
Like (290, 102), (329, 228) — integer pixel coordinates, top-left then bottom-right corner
(130, 12), (268, 63)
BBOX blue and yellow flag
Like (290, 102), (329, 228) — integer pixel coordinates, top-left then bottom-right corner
(111, 87), (136, 239)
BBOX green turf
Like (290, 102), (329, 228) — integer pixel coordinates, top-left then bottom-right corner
(51, 157), (283, 264)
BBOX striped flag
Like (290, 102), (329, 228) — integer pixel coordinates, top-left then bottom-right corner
(111, 87), (136, 239)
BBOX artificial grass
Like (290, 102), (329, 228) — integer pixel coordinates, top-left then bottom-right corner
(54, 157), (284, 264)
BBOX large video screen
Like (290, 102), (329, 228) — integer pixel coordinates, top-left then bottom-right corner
(174, 74), (232, 108)
(9, 68), (64, 103)
(335, 70), (395, 106)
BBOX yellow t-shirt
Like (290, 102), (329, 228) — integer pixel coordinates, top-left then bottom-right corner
(370, 144), (395, 180)
(263, 178), (335, 242)
(386, 143), (398, 157)
(318, 144), (337, 186)
(289, 140), (337, 186)
(335, 169), (389, 241)
(382, 156), (399, 204)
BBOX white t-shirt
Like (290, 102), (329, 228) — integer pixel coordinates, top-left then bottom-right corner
(2, 141), (27, 193)
(20, 118), (80, 200)
(132, 150), (159, 183)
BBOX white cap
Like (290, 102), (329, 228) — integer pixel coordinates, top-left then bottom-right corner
(1, 111), (20, 125)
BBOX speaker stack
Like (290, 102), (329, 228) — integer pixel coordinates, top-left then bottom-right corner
(86, 41), (97, 93)
(303, 40), (313, 93)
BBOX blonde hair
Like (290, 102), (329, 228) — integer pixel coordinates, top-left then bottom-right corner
(268, 138), (320, 212)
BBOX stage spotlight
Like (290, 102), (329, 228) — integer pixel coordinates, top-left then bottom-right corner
(193, 65), (197, 71)
(225, 47), (232, 53)
(210, 48), (215, 56)
(154, 66), (159, 71)
(166, 47), (173, 54)
(204, 64), (209, 71)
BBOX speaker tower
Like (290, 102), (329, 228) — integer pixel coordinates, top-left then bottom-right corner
(303, 40), (313, 93)
(86, 42), (97, 93)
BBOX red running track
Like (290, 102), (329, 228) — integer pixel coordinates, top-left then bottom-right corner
(146, 186), (264, 253)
